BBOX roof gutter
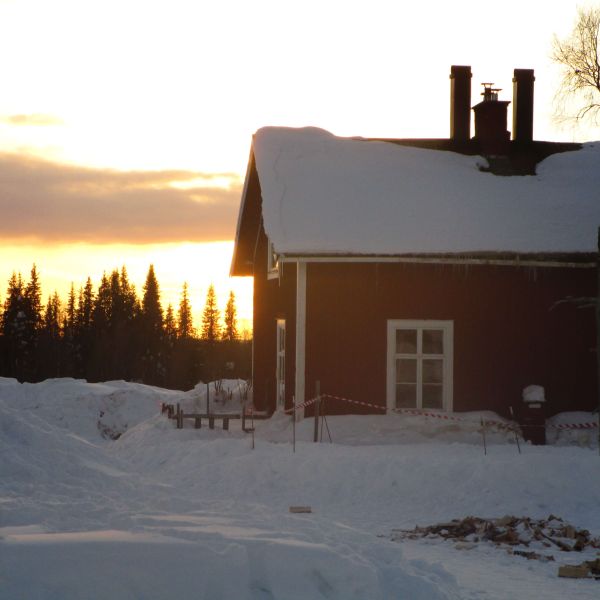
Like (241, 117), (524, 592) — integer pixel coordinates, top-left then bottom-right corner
(278, 254), (596, 269)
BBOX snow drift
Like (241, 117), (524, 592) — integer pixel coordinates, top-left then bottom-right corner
(1, 378), (599, 599)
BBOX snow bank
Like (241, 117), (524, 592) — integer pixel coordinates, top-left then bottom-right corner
(253, 127), (600, 255)
(2, 378), (600, 599)
(0, 377), (179, 442)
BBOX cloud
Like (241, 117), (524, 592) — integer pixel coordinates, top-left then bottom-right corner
(0, 152), (243, 244)
(2, 114), (64, 126)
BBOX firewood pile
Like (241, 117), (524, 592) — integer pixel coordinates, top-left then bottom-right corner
(392, 515), (600, 564)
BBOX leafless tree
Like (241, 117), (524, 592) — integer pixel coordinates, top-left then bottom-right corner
(552, 6), (600, 124)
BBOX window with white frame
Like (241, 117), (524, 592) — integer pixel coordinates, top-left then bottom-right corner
(276, 319), (286, 409)
(386, 320), (453, 411)
(267, 240), (280, 279)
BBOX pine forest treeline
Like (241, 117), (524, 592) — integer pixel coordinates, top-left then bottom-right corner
(0, 265), (251, 390)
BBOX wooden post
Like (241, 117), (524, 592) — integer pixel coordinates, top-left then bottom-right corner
(480, 417), (487, 455)
(223, 418), (229, 431)
(313, 381), (320, 443)
(176, 403), (182, 429)
(194, 416), (201, 429)
(264, 379), (269, 414)
(508, 406), (521, 454)
(209, 416), (215, 430)
(206, 382), (210, 416)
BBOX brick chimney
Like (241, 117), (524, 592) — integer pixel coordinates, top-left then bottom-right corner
(450, 65), (472, 141)
(512, 69), (534, 143)
(472, 83), (510, 151)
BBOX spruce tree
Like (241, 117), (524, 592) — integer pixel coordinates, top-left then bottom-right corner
(140, 264), (164, 384)
(223, 291), (239, 341)
(201, 284), (221, 342)
(66, 284), (76, 333)
(62, 284), (77, 377)
(79, 278), (94, 331)
(24, 264), (43, 334)
(177, 282), (194, 339)
(43, 293), (62, 339)
(74, 278), (94, 378)
(2, 272), (26, 378)
(22, 265), (43, 380)
(142, 265), (163, 332)
(92, 273), (111, 333)
(39, 292), (62, 378)
(164, 304), (177, 342)
(120, 266), (139, 321)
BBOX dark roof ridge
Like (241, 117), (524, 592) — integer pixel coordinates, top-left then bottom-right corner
(362, 137), (582, 175)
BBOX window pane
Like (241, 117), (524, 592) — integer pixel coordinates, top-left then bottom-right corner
(423, 384), (443, 409)
(423, 329), (443, 354)
(396, 384), (416, 408)
(423, 359), (443, 384)
(396, 358), (416, 383)
(396, 329), (417, 354)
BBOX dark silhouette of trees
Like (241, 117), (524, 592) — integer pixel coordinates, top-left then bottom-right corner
(552, 6), (600, 124)
(0, 265), (251, 389)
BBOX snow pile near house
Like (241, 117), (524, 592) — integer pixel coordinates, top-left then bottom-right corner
(547, 411), (600, 447)
(0, 377), (179, 441)
(253, 127), (600, 255)
(2, 378), (600, 599)
(254, 409), (521, 446)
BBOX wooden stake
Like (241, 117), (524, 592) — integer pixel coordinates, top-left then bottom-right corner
(481, 417), (487, 455)
(509, 406), (521, 454)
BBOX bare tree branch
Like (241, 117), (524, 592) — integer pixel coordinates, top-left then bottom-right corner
(552, 6), (600, 125)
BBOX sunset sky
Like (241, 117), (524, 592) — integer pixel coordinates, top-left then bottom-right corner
(0, 0), (597, 331)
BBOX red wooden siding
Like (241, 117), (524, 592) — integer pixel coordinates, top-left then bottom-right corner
(252, 233), (596, 417)
(252, 229), (297, 411)
(304, 262), (596, 417)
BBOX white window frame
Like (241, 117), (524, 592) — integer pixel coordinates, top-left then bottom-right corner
(386, 320), (453, 412)
(276, 319), (286, 410)
(267, 240), (280, 280)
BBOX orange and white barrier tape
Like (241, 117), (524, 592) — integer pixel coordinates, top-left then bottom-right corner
(321, 393), (386, 411)
(283, 396), (318, 415)
(290, 391), (598, 431)
(548, 422), (598, 430)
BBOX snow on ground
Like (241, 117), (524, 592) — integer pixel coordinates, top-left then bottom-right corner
(1, 378), (599, 599)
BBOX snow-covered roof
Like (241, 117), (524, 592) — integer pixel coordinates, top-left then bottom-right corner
(252, 127), (600, 255)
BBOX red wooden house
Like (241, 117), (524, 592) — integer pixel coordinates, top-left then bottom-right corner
(231, 66), (599, 420)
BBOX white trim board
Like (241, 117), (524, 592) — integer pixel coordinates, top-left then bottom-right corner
(294, 261), (307, 411)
